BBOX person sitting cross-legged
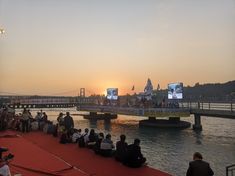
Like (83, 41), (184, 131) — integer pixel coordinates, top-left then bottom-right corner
(72, 129), (82, 143)
(0, 152), (14, 176)
(78, 128), (89, 148)
(100, 134), (115, 157)
(0, 159), (11, 176)
(124, 138), (146, 168)
(87, 129), (97, 149)
(115, 134), (128, 163)
(93, 132), (104, 155)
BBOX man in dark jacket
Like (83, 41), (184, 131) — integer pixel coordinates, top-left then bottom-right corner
(186, 152), (214, 176)
(115, 134), (128, 163)
(64, 112), (74, 131)
(125, 138), (146, 168)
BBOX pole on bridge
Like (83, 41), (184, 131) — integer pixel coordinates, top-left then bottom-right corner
(193, 114), (202, 130)
(197, 102), (200, 109)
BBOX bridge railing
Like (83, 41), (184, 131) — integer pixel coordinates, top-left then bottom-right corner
(179, 102), (234, 112)
(226, 164), (235, 176)
(77, 105), (190, 117)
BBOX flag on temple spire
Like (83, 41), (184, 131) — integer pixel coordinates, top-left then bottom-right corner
(157, 84), (160, 91)
(131, 85), (135, 91)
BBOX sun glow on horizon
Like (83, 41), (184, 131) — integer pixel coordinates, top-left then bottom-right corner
(0, 0), (234, 96)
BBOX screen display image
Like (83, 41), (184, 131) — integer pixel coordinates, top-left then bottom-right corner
(168, 83), (183, 99)
(106, 88), (118, 100)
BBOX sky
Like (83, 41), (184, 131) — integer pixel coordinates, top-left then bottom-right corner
(0, 0), (235, 96)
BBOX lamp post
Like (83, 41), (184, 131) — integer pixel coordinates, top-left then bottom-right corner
(0, 28), (5, 34)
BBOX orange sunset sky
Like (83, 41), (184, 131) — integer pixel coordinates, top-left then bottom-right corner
(0, 0), (235, 96)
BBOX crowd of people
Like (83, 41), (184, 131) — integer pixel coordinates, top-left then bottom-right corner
(55, 111), (147, 168)
(0, 106), (48, 133)
(0, 107), (147, 171)
(0, 106), (214, 176)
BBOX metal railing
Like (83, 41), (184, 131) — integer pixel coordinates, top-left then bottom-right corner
(180, 102), (234, 112)
(78, 105), (190, 117)
(226, 164), (235, 176)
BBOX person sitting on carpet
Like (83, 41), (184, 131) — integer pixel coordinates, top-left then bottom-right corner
(115, 134), (128, 163)
(72, 129), (82, 143)
(100, 134), (115, 157)
(93, 132), (104, 154)
(60, 129), (69, 144)
(0, 159), (11, 176)
(0, 152), (14, 176)
(124, 138), (146, 168)
(87, 129), (97, 149)
(78, 128), (89, 147)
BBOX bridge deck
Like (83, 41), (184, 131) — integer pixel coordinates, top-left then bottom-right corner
(78, 105), (190, 117)
(190, 109), (235, 119)
(78, 105), (235, 119)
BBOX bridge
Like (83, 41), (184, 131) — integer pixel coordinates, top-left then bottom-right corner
(77, 101), (235, 130)
(1, 96), (78, 109)
(2, 95), (234, 130)
(181, 102), (235, 130)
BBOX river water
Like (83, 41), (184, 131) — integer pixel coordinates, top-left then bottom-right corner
(17, 107), (235, 176)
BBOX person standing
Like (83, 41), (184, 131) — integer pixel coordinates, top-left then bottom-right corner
(42, 112), (48, 122)
(186, 152), (214, 176)
(21, 108), (30, 133)
(57, 112), (64, 126)
(0, 108), (8, 131)
(35, 112), (41, 121)
(63, 112), (74, 133)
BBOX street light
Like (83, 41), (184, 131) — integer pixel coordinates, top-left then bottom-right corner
(0, 28), (5, 34)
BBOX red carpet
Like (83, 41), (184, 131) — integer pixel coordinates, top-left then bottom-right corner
(0, 131), (85, 176)
(0, 131), (172, 176)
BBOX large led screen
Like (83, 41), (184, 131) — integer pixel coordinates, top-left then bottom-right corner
(168, 83), (183, 99)
(107, 88), (118, 100)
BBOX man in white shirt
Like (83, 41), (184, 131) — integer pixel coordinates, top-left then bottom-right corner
(72, 129), (82, 143)
(83, 128), (89, 144)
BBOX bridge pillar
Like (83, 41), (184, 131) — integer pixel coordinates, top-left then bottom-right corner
(169, 117), (180, 122)
(104, 113), (117, 118)
(148, 117), (156, 121)
(104, 113), (111, 117)
(193, 114), (202, 130)
(90, 112), (97, 116)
